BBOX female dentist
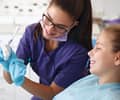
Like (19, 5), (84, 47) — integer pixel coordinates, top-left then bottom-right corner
(0, 0), (92, 100)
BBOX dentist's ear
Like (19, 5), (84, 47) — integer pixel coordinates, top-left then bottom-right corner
(69, 21), (79, 30)
(114, 52), (120, 66)
(74, 21), (79, 26)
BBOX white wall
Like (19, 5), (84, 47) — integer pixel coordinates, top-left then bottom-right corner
(92, 0), (120, 19)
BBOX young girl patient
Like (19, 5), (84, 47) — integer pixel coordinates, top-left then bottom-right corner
(53, 24), (120, 100)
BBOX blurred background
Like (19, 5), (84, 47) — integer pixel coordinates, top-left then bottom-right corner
(0, 0), (120, 100)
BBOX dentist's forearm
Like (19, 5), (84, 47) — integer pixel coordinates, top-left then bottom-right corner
(21, 77), (63, 100)
(3, 70), (13, 84)
(22, 77), (54, 100)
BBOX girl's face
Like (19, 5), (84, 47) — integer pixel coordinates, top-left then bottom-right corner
(88, 31), (117, 76)
(40, 4), (75, 40)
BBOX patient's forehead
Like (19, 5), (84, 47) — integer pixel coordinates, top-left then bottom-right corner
(97, 24), (120, 52)
(96, 31), (113, 47)
(99, 30), (113, 41)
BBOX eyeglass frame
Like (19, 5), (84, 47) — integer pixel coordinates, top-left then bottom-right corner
(41, 12), (76, 33)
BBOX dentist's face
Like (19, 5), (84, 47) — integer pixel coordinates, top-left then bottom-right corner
(40, 5), (75, 40)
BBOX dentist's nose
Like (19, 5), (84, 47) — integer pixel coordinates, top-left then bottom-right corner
(46, 24), (55, 32)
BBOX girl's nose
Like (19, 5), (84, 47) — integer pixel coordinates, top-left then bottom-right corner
(88, 49), (94, 57)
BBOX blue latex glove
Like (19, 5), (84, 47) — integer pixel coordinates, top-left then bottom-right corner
(0, 45), (16, 71)
(9, 58), (26, 86)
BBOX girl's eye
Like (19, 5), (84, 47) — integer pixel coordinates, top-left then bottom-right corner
(95, 46), (101, 50)
(96, 47), (100, 50)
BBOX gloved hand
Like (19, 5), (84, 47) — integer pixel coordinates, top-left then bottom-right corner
(0, 44), (26, 86)
(0, 44), (16, 71)
(9, 58), (26, 86)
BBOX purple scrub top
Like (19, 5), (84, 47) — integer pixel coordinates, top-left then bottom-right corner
(16, 23), (89, 100)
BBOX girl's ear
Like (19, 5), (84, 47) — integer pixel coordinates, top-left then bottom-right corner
(114, 52), (120, 66)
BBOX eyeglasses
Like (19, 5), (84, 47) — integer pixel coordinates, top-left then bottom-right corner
(41, 13), (73, 33)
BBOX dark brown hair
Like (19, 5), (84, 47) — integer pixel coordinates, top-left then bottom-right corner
(104, 24), (120, 52)
(34, 0), (92, 50)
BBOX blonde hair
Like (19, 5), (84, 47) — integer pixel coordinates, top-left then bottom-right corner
(104, 24), (120, 52)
